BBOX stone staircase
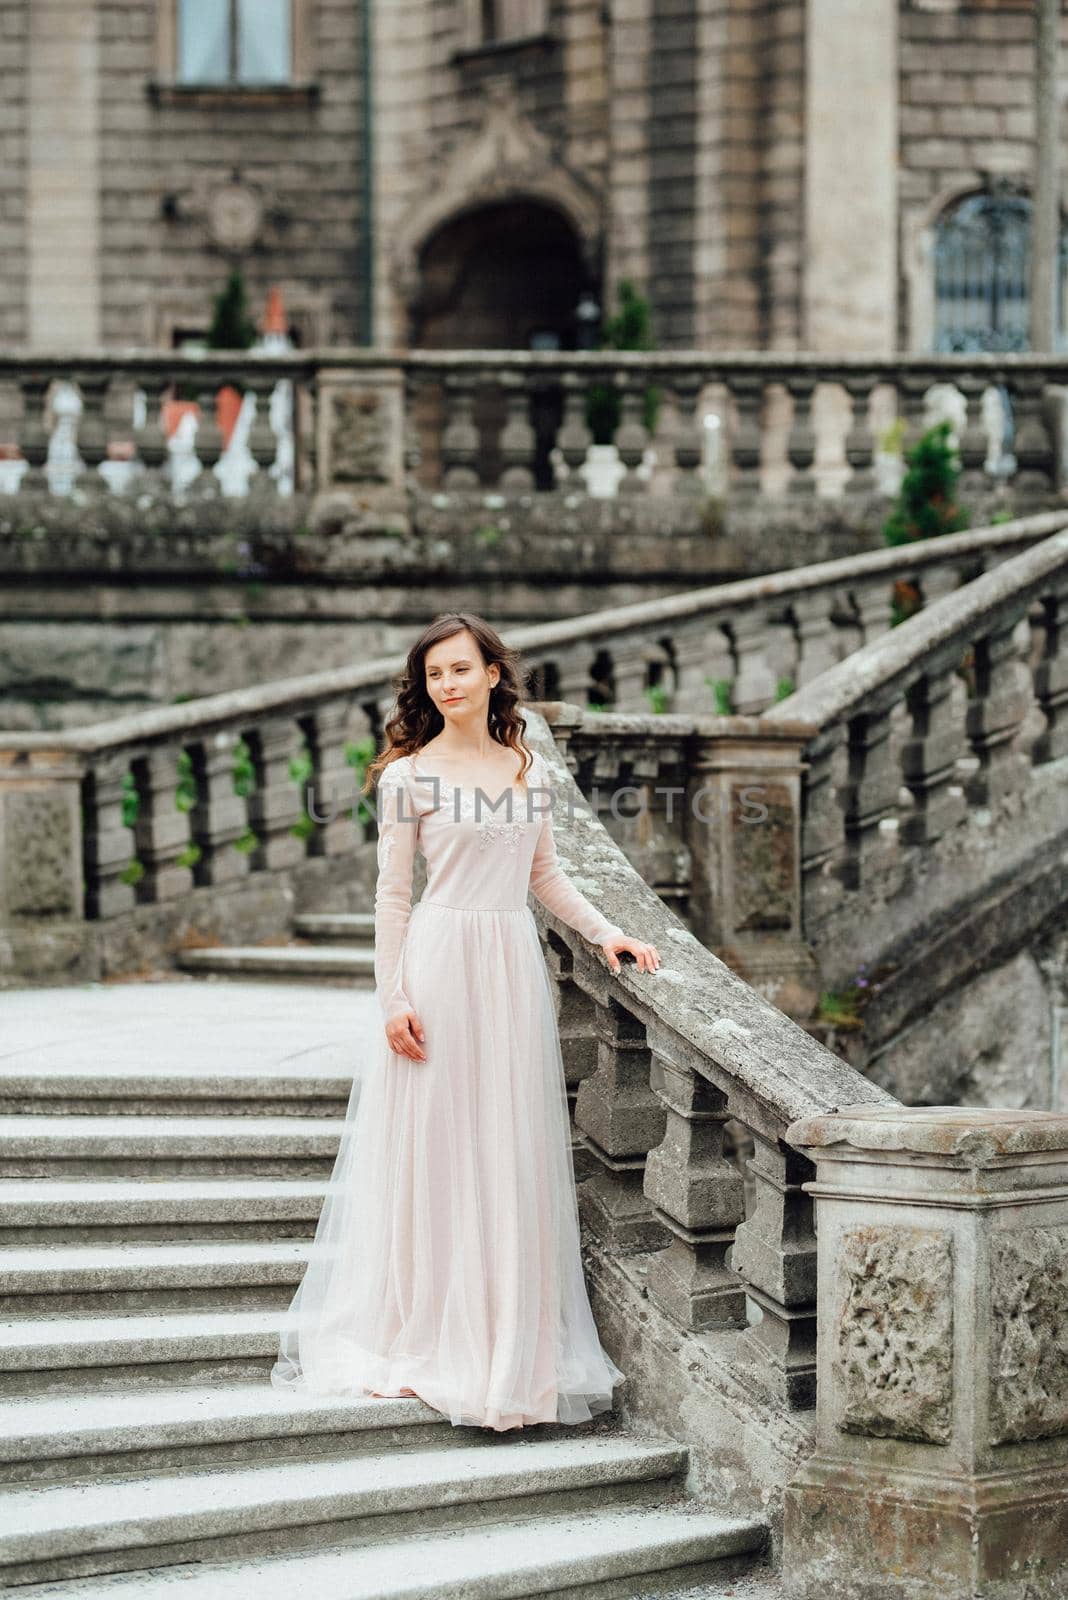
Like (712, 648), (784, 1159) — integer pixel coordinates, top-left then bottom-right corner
(176, 913), (376, 983)
(0, 983), (770, 1597)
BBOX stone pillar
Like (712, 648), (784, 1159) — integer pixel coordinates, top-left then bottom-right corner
(784, 1104), (1068, 1600)
(312, 367), (410, 534)
(803, 0), (897, 353)
(27, 0), (101, 347)
(0, 748), (89, 982)
(687, 718), (820, 1021)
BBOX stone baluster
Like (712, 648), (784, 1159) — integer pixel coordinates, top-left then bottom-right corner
(790, 591), (839, 686)
(726, 371), (763, 500)
(897, 366), (931, 447)
(186, 731), (252, 887)
(918, 561), (959, 605)
(73, 371), (110, 488)
(784, 1104), (1068, 1599)
(900, 668), (967, 845)
(964, 608), (1033, 807)
(17, 374), (51, 493)
(498, 375), (536, 492)
(245, 374), (278, 477)
(82, 752), (141, 919)
(245, 717), (310, 871)
(729, 1128), (817, 1410)
(956, 370), (991, 498)
(307, 701), (361, 858)
(614, 375), (650, 494)
(671, 622), (733, 714)
(784, 370), (817, 496)
(840, 705), (900, 889)
(193, 383), (225, 486)
(574, 991), (669, 1253)
(556, 373), (592, 478)
(851, 578), (895, 645)
(441, 371), (481, 489)
(556, 650), (595, 707)
(541, 928), (601, 1178)
(1009, 369), (1056, 506)
(134, 373), (170, 490)
(687, 722), (819, 1020)
(610, 639), (655, 711)
(841, 371), (877, 496)
(132, 747), (195, 902)
(1033, 579), (1068, 764)
(670, 371), (705, 496)
(729, 608), (778, 713)
(796, 724), (848, 917)
(643, 1024), (746, 1330)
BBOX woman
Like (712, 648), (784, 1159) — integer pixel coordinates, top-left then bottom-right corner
(272, 612), (660, 1432)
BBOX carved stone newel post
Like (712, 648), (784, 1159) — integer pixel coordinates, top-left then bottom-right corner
(784, 1104), (1068, 1600)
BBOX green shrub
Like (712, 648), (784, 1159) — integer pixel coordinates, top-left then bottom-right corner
(883, 420), (970, 548)
(586, 281), (660, 446)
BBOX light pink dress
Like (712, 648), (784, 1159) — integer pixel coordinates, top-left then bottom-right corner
(272, 742), (627, 1431)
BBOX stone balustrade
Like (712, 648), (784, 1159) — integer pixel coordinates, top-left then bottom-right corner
(2, 511), (1066, 988)
(2, 349), (1068, 513)
(761, 525), (1068, 958)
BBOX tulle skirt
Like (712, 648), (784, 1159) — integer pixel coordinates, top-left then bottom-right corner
(271, 901), (625, 1432)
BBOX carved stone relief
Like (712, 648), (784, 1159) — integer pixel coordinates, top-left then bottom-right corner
(834, 1225), (954, 1444)
(330, 392), (388, 485)
(990, 1225), (1068, 1445)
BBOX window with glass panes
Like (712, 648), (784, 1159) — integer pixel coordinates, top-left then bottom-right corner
(177, 0), (293, 85)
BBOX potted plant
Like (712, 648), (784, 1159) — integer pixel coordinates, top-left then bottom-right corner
(581, 281), (660, 498)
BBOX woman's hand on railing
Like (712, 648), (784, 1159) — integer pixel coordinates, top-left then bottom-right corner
(600, 935), (661, 975)
(385, 1009), (427, 1062)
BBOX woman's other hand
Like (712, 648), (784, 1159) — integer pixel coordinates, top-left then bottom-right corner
(385, 1009), (427, 1061)
(600, 936), (661, 975)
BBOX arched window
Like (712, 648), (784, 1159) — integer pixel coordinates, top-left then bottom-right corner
(933, 185), (1068, 353)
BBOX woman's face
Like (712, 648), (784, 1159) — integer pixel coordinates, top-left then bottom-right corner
(423, 628), (500, 724)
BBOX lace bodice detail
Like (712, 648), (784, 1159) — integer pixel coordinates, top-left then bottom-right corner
(372, 747), (624, 1022)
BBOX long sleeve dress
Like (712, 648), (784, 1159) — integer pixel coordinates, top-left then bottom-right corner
(271, 743), (627, 1431)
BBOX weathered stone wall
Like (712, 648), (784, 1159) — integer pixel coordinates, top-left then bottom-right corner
(0, 1), (28, 347)
(897, 3), (1063, 350)
(94, 0), (365, 347)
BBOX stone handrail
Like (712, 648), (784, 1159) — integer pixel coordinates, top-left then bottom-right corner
(2, 346), (1067, 508)
(762, 525), (1068, 947)
(511, 710), (898, 1415)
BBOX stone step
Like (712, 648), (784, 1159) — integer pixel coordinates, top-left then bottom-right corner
(0, 1179), (328, 1244)
(19, 1505), (767, 1600)
(0, 1067), (350, 1119)
(0, 1308), (285, 1393)
(0, 1436), (697, 1587)
(0, 1241), (313, 1314)
(0, 1116), (341, 1179)
(176, 947), (376, 982)
(293, 913), (375, 944)
(0, 1382), (447, 1485)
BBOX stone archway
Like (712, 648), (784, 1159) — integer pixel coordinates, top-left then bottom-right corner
(411, 199), (590, 351)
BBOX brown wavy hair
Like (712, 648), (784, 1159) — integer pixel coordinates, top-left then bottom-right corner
(362, 612), (533, 795)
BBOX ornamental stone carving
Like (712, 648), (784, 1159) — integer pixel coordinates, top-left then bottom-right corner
(330, 392), (389, 485)
(990, 1225), (1068, 1445)
(834, 1225), (953, 1444)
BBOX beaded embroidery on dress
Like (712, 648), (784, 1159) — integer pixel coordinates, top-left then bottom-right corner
(271, 742), (626, 1431)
